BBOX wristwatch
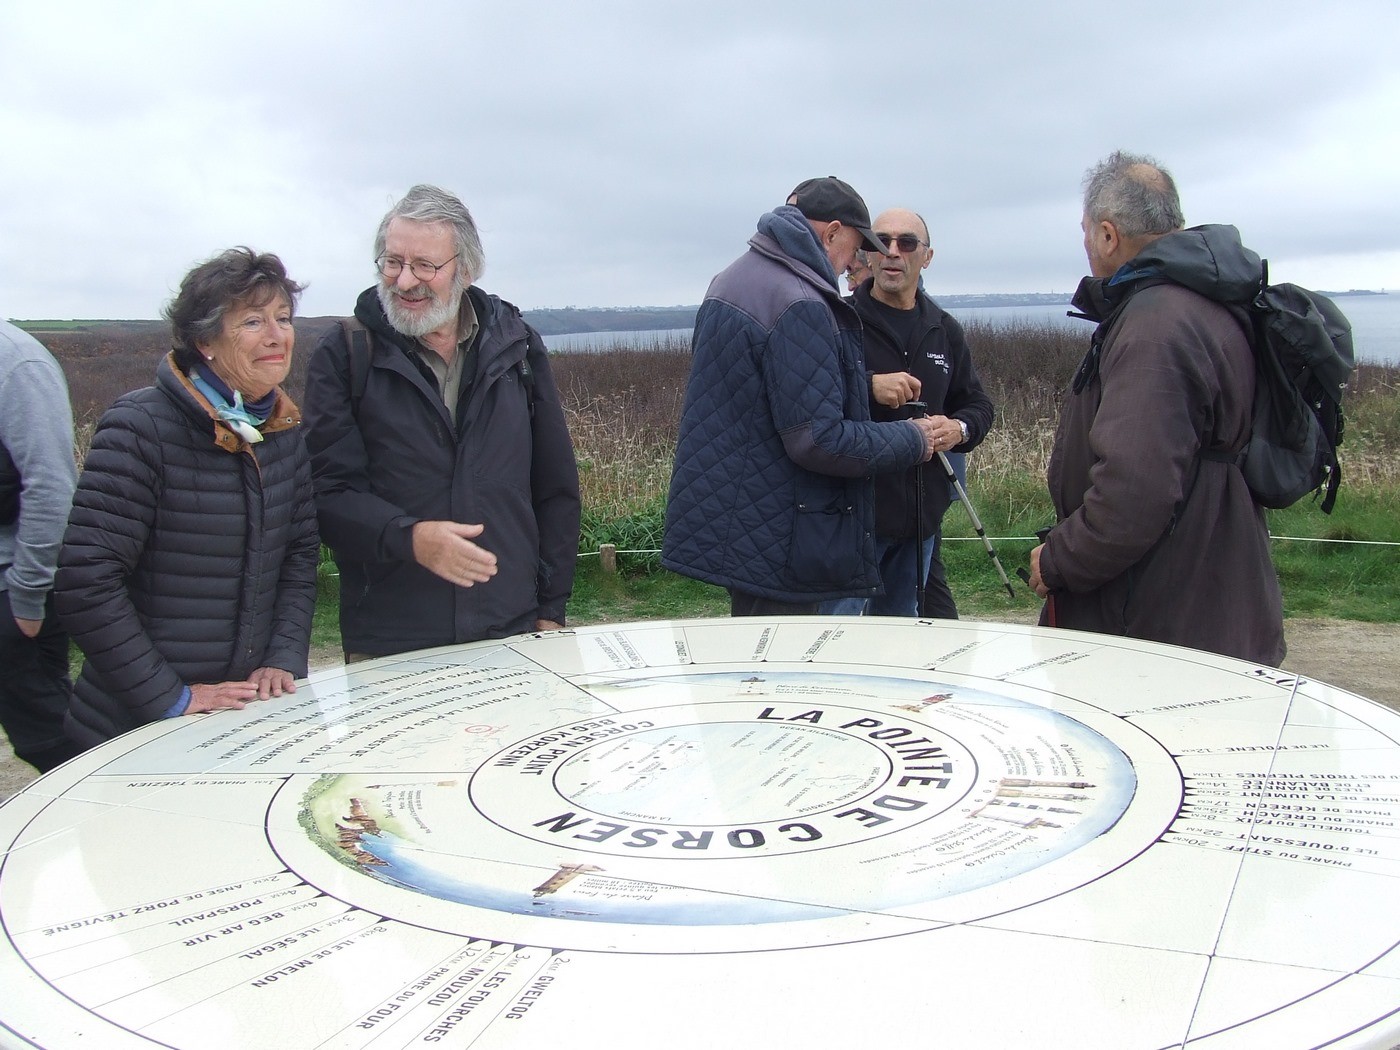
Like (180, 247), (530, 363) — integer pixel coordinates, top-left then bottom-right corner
(956, 419), (969, 444)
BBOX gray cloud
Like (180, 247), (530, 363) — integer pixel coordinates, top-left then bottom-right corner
(2, 0), (1396, 318)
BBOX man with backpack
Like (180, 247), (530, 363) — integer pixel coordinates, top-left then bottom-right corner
(303, 185), (580, 659)
(1026, 151), (1285, 665)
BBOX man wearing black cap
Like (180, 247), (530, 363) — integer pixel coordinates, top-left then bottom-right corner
(663, 177), (943, 615)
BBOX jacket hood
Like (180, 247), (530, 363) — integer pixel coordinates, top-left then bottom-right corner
(1109, 224), (1263, 304)
(755, 205), (840, 288)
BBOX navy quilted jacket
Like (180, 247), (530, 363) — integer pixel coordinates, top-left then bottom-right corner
(56, 355), (320, 747)
(663, 206), (927, 602)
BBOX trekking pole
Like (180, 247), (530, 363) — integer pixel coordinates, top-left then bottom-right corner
(908, 401), (928, 613)
(937, 451), (1017, 599)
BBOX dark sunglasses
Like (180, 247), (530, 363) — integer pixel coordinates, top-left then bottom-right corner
(875, 233), (927, 253)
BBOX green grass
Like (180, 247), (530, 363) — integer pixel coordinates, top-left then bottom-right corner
(309, 474), (1398, 638)
(939, 472), (1400, 624)
(1265, 487), (1400, 621)
(312, 570), (345, 654)
(569, 558), (729, 622)
(578, 497), (666, 572)
(563, 473), (1400, 628)
(136, 469), (1398, 671)
(938, 470), (1050, 619)
(66, 471), (1393, 677)
(15, 319), (121, 332)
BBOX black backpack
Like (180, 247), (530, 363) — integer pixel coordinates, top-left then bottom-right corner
(1213, 262), (1355, 514)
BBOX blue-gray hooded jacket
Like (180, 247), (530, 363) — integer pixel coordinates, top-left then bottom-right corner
(662, 206), (927, 602)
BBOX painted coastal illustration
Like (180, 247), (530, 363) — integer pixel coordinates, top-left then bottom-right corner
(294, 673), (1140, 932)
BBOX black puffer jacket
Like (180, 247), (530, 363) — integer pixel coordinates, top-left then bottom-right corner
(56, 355), (320, 746)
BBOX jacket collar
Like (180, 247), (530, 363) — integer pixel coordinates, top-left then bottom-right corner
(1072, 223), (1263, 323)
(851, 282), (943, 349)
(353, 284), (527, 364)
(159, 354), (301, 454)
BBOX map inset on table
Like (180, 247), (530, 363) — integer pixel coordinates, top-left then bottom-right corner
(2, 617), (1399, 1049)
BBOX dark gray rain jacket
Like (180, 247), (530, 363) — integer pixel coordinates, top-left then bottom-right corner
(304, 286), (579, 656)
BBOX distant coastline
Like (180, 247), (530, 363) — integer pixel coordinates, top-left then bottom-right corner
(11, 289), (1389, 335)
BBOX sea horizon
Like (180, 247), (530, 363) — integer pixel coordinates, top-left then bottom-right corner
(541, 293), (1400, 367)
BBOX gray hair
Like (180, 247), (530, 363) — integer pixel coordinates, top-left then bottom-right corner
(1082, 150), (1185, 238)
(374, 184), (486, 283)
(165, 247), (304, 370)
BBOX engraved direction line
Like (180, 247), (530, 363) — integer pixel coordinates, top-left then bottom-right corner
(105, 908), (389, 1029)
(311, 940), (517, 1049)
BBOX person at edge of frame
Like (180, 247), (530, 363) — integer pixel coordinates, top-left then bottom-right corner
(0, 319), (81, 772)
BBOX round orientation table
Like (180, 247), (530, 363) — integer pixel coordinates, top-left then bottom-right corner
(2, 617), (1399, 1049)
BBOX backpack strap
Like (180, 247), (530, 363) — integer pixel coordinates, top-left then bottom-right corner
(338, 317), (373, 417)
(521, 328), (543, 419)
(338, 314), (537, 423)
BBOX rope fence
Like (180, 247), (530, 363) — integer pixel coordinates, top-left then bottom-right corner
(581, 532), (1399, 570)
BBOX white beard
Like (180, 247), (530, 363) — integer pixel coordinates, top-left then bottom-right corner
(378, 270), (464, 338)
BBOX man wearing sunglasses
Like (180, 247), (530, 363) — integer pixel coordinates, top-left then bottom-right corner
(824, 209), (994, 618)
(664, 178), (944, 615)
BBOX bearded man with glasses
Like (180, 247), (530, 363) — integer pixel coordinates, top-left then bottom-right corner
(823, 208), (994, 619)
(304, 184), (580, 659)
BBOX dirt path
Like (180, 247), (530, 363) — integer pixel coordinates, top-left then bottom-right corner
(3, 618), (1396, 801)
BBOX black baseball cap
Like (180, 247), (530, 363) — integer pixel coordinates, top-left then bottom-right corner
(787, 176), (891, 256)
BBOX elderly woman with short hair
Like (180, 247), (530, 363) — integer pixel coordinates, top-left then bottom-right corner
(56, 248), (320, 749)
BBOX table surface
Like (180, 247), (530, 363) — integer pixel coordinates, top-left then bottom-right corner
(2, 617), (1399, 1050)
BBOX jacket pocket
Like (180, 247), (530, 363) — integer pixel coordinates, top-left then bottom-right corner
(786, 478), (863, 591)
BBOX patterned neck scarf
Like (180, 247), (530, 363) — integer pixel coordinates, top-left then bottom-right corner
(191, 362), (276, 444)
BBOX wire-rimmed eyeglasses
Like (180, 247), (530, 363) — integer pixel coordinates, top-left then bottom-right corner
(375, 254), (456, 281)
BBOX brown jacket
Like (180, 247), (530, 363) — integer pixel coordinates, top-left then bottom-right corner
(1040, 277), (1285, 665)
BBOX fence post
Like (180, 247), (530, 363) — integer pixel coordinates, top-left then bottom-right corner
(599, 544), (618, 573)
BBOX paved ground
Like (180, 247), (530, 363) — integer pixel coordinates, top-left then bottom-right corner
(3, 617), (1397, 801)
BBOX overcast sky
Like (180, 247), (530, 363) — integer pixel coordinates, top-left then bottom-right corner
(3, 1), (1397, 319)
